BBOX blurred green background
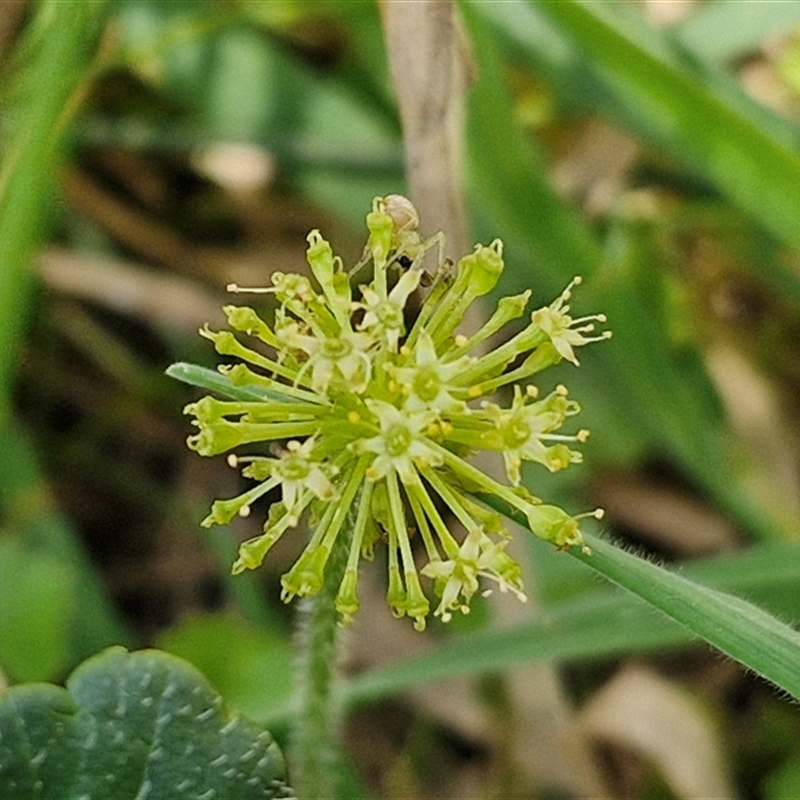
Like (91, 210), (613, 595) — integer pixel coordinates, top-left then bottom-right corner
(3, 1), (800, 798)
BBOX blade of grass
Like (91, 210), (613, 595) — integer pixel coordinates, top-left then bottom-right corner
(0, 0), (107, 424)
(531, 0), (800, 302)
(497, 499), (800, 700)
(252, 536), (800, 726)
(569, 534), (800, 696)
(344, 539), (800, 706)
(166, 361), (308, 404)
(461, 2), (600, 299)
(675, 1), (800, 67)
(365, 541), (794, 697)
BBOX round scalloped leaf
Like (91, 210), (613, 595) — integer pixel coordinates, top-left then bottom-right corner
(0, 646), (295, 799)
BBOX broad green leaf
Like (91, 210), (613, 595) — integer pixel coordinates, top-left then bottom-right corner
(0, 647), (295, 799)
(0, 538), (74, 683)
(157, 614), (293, 724)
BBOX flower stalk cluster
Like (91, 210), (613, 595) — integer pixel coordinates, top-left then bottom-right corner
(185, 195), (610, 630)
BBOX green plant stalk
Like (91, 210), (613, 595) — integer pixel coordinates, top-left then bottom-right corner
(0, 0), (107, 424)
(289, 504), (355, 799)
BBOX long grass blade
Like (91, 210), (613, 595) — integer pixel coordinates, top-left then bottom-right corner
(532, 0), (800, 301)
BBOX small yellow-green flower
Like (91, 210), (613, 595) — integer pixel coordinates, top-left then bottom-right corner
(184, 195), (610, 630)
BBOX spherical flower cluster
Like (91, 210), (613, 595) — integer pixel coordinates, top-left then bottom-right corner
(184, 195), (610, 630)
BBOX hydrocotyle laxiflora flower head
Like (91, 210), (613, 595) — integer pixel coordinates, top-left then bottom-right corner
(183, 194), (610, 630)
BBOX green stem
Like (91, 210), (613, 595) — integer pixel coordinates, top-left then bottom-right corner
(289, 505), (355, 799)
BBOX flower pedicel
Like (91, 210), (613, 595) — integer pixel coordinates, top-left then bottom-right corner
(184, 195), (610, 630)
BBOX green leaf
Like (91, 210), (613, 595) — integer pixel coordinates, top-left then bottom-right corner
(462, 1), (600, 299)
(0, 647), (295, 799)
(0, 422), (131, 674)
(532, 0), (800, 300)
(675, 1), (800, 66)
(569, 533), (800, 701)
(250, 538), (800, 727)
(0, 0), (108, 423)
(489, 497), (800, 701)
(167, 361), (303, 404)
(0, 538), (74, 683)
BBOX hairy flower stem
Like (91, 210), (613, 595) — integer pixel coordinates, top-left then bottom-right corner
(289, 505), (355, 799)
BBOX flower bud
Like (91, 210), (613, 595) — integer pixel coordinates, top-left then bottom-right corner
(223, 306), (277, 346)
(386, 563), (407, 619)
(187, 418), (277, 456)
(232, 530), (281, 573)
(403, 571), (431, 631)
(457, 240), (504, 299)
(306, 230), (335, 286)
(525, 504), (583, 548)
(281, 545), (329, 599)
(335, 569), (360, 625)
(201, 495), (252, 528)
(367, 198), (394, 268)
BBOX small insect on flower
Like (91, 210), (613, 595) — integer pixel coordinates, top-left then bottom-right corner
(183, 195), (610, 630)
